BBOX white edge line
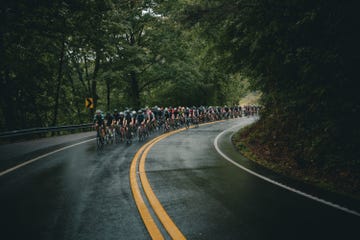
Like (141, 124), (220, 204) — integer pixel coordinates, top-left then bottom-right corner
(214, 123), (360, 217)
(0, 138), (96, 177)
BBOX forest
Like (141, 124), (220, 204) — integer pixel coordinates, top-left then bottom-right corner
(0, 0), (246, 130)
(1, 1), (359, 191)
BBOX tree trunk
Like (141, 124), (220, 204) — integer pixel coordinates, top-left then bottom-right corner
(0, 69), (16, 130)
(52, 35), (66, 127)
(127, 30), (141, 109)
(68, 73), (82, 123)
(106, 78), (111, 111)
(130, 71), (140, 109)
(84, 55), (91, 96)
(91, 49), (100, 118)
(0, 31), (16, 130)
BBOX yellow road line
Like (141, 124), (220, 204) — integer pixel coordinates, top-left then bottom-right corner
(130, 138), (165, 240)
(130, 120), (226, 239)
(139, 130), (186, 240)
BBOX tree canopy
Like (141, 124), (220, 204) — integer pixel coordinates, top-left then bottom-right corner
(0, 0), (246, 130)
(180, 0), (359, 184)
(1, 0), (359, 185)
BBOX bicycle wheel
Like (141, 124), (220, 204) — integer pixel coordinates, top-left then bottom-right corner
(97, 136), (103, 150)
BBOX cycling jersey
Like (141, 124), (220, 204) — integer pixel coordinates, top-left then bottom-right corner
(119, 116), (124, 126)
(174, 110), (179, 119)
(105, 114), (114, 126)
(113, 113), (121, 121)
(185, 109), (190, 117)
(165, 110), (170, 119)
(149, 111), (155, 121)
(137, 113), (145, 124)
(93, 114), (105, 126)
(125, 113), (132, 125)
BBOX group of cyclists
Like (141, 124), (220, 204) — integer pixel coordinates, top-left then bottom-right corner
(93, 105), (261, 149)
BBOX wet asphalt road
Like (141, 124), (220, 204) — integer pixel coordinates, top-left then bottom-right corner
(0, 133), (149, 240)
(146, 119), (360, 239)
(0, 117), (359, 240)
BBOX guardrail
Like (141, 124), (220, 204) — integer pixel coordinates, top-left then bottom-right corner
(0, 123), (93, 139)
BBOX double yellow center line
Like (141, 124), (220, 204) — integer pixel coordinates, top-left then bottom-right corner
(130, 128), (186, 240)
(130, 121), (224, 239)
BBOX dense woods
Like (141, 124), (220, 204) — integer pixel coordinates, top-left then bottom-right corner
(182, 0), (359, 190)
(0, 0), (245, 130)
(1, 1), (359, 189)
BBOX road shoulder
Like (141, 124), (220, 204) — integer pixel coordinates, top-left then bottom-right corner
(0, 132), (94, 172)
(215, 123), (360, 215)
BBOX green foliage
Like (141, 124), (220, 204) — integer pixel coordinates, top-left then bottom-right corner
(181, 0), (360, 178)
(0, 0), (251, 131)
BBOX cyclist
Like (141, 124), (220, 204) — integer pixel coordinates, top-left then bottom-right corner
(164, 107), (170, 120)
(94, 109), (105, 138)
(113, 109), (121, 123)
(123, 110), (133, 143)
(131, 110), (137, 126)
(123, 110), (131, 126)
(118, 111), (125, 140)
(152, 106), (159, 120)
(146, 108), (156, 132)
(224, 105), (230, 119)
(152, 106), (160, 130)
(136, 109), (145, 126)
(104, 112), (114, 138)
(112, 109), (121, 141)
(136, 109), (146, 140)
(184, 107), (191, 128)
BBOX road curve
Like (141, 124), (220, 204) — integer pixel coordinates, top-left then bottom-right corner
(0, 118), (359, 240)
(143, 117), (359, 240)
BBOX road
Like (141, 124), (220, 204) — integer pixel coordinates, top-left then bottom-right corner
(0, 118), (359, 240)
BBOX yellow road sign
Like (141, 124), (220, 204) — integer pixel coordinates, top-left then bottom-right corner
(85, 98), (94, 109)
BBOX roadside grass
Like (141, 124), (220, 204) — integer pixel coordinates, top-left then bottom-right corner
(232, 124), (360, 200)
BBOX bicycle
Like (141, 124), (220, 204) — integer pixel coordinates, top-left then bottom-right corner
(113, 124), (123, 144)
(96, 125), (105, 150)
(125, 124), (133, 144)
(185, 117), (191, 129)
(164, 119), (170, 133)
(193, 116), (199, 128)
(137, 123), (146, 142)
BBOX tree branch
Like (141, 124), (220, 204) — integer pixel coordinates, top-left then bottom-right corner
(139, 77), (164, 92)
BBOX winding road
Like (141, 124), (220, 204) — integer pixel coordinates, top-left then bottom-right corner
(0, 117), (359, 240)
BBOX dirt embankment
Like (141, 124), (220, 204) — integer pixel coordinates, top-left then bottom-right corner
(232, 122), (360, 200)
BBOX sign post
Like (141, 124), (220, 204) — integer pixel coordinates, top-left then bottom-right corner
(85, 98), (94, 109)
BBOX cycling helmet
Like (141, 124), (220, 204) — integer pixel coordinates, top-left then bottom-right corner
(132, 110), (136, 115)
(138, 110), (142, 114)
(96, 109), (101, 114)
(120, 112), (124, 116)
(114, 109), (118, 112)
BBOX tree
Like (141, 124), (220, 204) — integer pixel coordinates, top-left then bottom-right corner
(0, 0), (249, 131)
(180, 0), (360, 178)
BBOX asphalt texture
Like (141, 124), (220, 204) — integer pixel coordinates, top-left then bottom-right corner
(0, 118), (359, 240)
(146, 118), (359, 240)
(0, 132), (150, 240)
